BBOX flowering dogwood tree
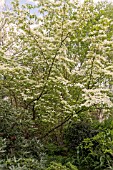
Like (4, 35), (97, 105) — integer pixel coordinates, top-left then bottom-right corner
(0, 0), (113, 129)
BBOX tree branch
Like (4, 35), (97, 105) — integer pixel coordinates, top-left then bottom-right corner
(38, 107), (88, 140)
(26, 32), (70, 108)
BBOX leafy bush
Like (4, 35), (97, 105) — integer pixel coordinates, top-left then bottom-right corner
(63, 117), (113, 170)
(0, 157), (45, 170)
(44, 142), (68, 166)
(76, 126), (113, 170)
(66, 162), (78, 170)
(45, 162), (68, 170)
(0, 137), (7, 159)
(64, 120), (98, 152)
(0, 100), (47, 169)
(45, 162), (78, 170)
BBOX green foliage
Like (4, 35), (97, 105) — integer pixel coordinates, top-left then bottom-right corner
(0, 157), (45, 170)
(66, 162), (78, 170)
(1, 0), (113, 170)
(44, 142), (68, 166)
(0, 137), (6, 159)
(45, 162), (68, 170)
(0, 99), (47, 169)
(75, 119), (113, 170)
(64, 120), (98, 152)
(45, 162), (78, 170)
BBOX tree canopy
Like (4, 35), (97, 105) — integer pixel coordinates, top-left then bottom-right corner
(1, 0), (113, 169)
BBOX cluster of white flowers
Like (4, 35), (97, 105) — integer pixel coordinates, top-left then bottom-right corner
(82, 89), (113, 107)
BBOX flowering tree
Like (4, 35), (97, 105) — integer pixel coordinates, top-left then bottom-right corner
(1, 0), (113, 132)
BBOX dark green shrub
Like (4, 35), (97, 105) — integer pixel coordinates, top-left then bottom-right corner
(64, 120), (98, 152)
(0, 100), (47, 169)
(76, 128), (113, 170)
(64, 118), (113, 170)
(45, 143), (68, 164)
(0, 137), (7, 159)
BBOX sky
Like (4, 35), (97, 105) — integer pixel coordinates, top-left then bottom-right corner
(0, 0), (37, 9)
(1, 0), (112, 7)
(3, 0), (33, 5)
(0, 0), (112, 10)
(0, 0), (39, 14)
